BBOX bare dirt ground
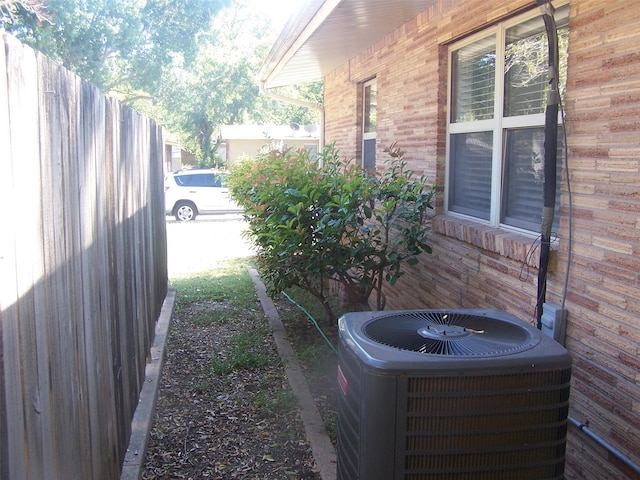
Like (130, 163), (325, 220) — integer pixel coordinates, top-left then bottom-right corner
(141, 216), (337, 480)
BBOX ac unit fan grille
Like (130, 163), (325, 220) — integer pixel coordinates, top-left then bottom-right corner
(364, 311), (535, 356)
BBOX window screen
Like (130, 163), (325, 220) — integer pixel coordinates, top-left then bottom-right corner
(449, 131), (493, 220)
(505, 17), (552, 116)
(501, 127), (564, 231)
(451, 36), (496, 123)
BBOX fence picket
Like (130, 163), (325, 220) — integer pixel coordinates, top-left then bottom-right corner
(0, 32), (13, 480)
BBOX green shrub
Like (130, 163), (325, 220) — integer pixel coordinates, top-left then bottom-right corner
(228, 143), (435, 321)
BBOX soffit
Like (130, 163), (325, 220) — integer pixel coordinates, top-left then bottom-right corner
(258, 0), (436, 88)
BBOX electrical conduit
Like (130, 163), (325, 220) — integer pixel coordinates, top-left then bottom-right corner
(536, 2), (640, 475)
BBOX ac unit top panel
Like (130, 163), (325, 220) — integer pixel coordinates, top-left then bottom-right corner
(338, 309), (572, 374)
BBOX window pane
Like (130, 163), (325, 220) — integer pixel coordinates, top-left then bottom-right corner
(364, 82), (377, 133)
(449, 132), (493, 220)
(501, 127), (564, 231)
(451, 36), (496, 123)
(363, 138), (376, 172)
(196, 174), (215, 187)
(504, 7), (569, 116)
(180, 175), (196, 186)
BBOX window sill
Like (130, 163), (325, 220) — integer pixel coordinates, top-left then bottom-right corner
(432, 215), (554, 270)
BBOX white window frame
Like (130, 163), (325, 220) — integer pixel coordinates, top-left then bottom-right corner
(445, 3), (567, 235)
(362, 78), (377, 171)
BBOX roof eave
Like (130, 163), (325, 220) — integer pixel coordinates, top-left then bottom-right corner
(257, 0), (437, 89)
(257, 0), (332, 89)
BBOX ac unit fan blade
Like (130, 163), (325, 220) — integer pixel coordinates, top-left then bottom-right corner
(363, 311), (533, 356)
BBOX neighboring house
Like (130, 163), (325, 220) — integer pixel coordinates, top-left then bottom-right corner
(258, 1), (640, 479)
(219, 124), (320, 162)
(164, 130), (197, 172)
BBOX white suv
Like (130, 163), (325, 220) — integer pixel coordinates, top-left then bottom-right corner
(164, 169), (242, 222)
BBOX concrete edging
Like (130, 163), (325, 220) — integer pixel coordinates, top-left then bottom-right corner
(248, 268), (338, 480)
(120, 288), (176, 480)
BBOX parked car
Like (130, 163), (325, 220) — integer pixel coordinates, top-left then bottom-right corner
(164, 169), (242, 222)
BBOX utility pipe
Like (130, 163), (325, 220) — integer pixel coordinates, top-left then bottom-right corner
(569, 416), (640, 476)
(535, 0), (560, 329)
(258, 82), (325, 151)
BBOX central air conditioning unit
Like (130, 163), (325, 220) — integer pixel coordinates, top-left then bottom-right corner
(336, 309), (572, 480)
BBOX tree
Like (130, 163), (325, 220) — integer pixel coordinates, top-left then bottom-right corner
(1, 0), (230, 97)
(144, 2), (321, 166)
(251, 81), (323, 127)
(2, 0), (321, 165)
(145, 3), (267, 165)
(1, 1), (49, 25)
(153, 44), (260, 165)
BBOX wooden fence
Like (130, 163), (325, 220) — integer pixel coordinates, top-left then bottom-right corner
(0, 34), (168, 479)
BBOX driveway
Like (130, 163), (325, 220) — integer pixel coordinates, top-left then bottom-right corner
(165, 214), (255, 278)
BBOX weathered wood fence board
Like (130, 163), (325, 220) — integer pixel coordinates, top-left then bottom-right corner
(0, 33), (168, 479)
(0, 34), (7, 480)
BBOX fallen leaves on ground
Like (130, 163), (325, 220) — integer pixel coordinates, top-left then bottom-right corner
(142, 296), (324, 480)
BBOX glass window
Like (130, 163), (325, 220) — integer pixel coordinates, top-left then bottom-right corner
(363, 81), (377, 133)
(505, 20), (547, 116)
(501, 127), (564, 231)
(451, 36), (496, 123)
(449, 132), (493, 220)
(447, 4), (568, 233)
(176, 173), (221, 187)
(362, 79), (377, 171)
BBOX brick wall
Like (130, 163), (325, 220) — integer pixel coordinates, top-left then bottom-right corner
(562, 2), (640, 478)
(323, 1), (640, 479)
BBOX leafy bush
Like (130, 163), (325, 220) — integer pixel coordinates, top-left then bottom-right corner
(229, 143), (435, 321)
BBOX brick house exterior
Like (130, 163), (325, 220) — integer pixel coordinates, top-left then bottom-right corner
(260, 1), (640, 479)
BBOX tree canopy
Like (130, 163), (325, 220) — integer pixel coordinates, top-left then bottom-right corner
(2, 0), (228, 91)
(1, 0), (322, 164)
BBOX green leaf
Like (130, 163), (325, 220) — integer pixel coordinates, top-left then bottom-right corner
(226, 143), (434, 318)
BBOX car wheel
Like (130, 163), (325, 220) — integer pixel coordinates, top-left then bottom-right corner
(174, 202), (197, 222)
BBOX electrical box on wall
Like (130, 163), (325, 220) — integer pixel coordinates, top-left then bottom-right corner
(541, 302), (568, 345)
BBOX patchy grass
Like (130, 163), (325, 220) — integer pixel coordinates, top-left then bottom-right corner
(144, 259), (323, 480)
(253, 379), (297, 416)
(208, 325), (277, 375)
(172, 257), (258, 310)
